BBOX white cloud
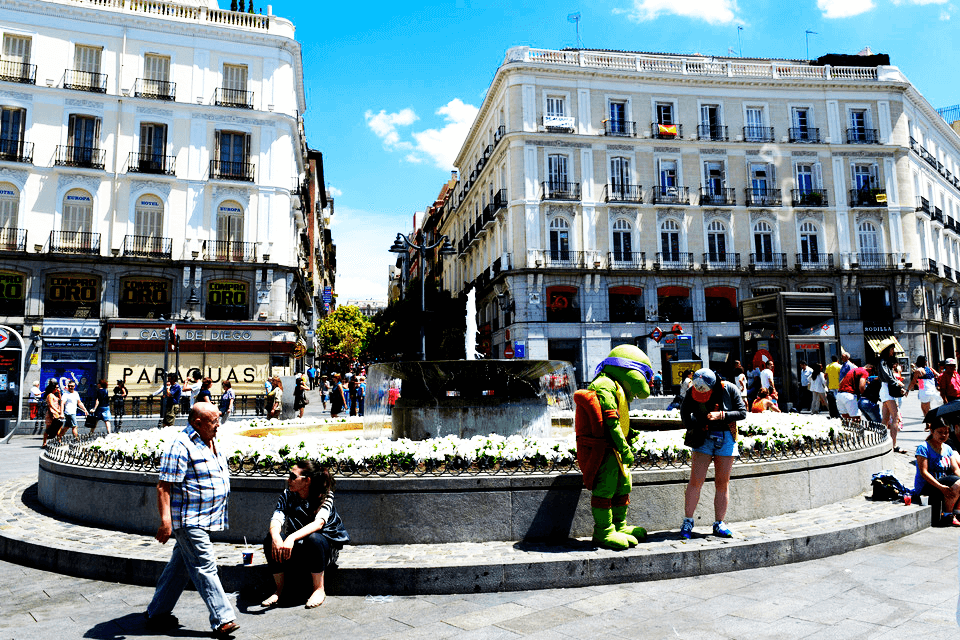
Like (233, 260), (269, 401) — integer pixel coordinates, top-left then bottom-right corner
(327, 186), (342, 197)
(328, 205), (398, 300)
(617, 0), (739, 25)
(892, 0), (948, 4)
(817, 0), (875, 18)
(365, 99), (478, 170)
(941, 8), (951, 19)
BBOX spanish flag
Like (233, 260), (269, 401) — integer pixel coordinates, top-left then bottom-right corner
(657, 124), (678, 137)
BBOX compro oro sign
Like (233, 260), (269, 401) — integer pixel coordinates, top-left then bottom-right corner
(206, 280), (249, 320)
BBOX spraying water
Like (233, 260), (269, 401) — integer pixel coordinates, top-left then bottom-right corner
(465, 287), (478, 360)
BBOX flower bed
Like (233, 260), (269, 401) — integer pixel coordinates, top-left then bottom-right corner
(71, 413), (880, 476)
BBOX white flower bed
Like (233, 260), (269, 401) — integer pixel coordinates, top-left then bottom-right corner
(84, 413), (851, 471)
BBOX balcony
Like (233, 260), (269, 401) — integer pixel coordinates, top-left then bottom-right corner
(699, 187), (735, 206)
(205, 240), (257, 262)
(604, 120), (636, 137)
(697, 124), (728, 141)
(916, 196), (930, 214)
(796, 253), (834, 270)
(651, 122), (682, 139)
(654, 252), (694, 270)
(791, 189), (829, 207)
(134, 78), (176, 101)
(0, 59), (36, 84)
(533, 249), (588, 268)
(214, 87), (254, 109)
(540, 181), (580, 201)
(652, 185), (689, 204)
(849, 189), (887, 208)
(608, 251), (645, 269)
(745, 188), (782, 207)
(210, 159), (255, 182)
(0, 139), (33, 164)
(933, 207), (944, 223)
(749, 253), (788, 270)
(55, 145), (105, 170)
(494, 125), (506, 146)
(846, 128), (879, 144)
(743, 126), (775, 142)
(63, 69), (107, 93)
(854, 253), (898, 269)
(927, 259), (940, 276)
(702, 253), (741, 270)
(0, 228), (26, 252)
(482, 144), (494, 161)
(126, 152), (176, 175)
(788, 127), (821, 143)
(541, 115), (575, 133)
(603, 184), (643, 203)
(123, 235), (172, 259)
(482, 205), (495, 229)
(492, 188), (508, 211)
(49, 231), (100, 255)
(475, 214), (486, 236)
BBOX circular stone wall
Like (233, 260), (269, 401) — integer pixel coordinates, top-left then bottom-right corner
(37, 441), (892, 544)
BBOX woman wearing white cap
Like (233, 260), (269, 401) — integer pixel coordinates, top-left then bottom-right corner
(679, 367), (747, 539)
(876, 339), (905, 451)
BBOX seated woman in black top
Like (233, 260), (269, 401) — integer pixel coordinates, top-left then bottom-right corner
(262, 461), (349, 609)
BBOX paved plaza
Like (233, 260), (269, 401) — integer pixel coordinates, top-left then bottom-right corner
(0, 392), (957, 639)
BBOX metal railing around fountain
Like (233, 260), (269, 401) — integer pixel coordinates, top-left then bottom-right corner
(43, 418), (889, 477)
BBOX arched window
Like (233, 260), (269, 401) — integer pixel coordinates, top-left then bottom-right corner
(858, 221), (882, 266)
(706, 219), (726, 260)
(0, 182), (19, 230)
(215, 200), (245, 261)
(549, 217), (570, 262)
(704, 286), (738, 322)
(62, 189), (93, 233)
(660, 219), (680, 262)
(799, 221), (820, 261)
(752, 220), (774, 264)
(612, 218), (632, 261)
(134, 194), (163, 238)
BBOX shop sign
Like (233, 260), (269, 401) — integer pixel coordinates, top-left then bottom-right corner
(208, 281), (247, 306)
(0, 272), (24, 301)
(108, 352), (269, 395)
(42, 321), (101, 339)
(323, 287), (332, 303)
(45, 275), (101, 319)
(863, 325), (893, 334)
(118, 277), (171, 319)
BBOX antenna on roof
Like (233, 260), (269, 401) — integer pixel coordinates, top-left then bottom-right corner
(805, 30), (818, 60)
(567, 11), (582, 49)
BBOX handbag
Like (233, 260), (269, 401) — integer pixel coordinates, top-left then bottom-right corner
(888, 381), (905, 398)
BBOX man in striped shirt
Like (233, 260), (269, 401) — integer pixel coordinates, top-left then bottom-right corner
(145, 402), (239, 636)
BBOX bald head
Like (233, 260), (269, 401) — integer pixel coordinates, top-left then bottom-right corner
(189, 402), (221, 444)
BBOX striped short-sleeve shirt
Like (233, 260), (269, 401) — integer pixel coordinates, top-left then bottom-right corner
(159, 425), (230, 531)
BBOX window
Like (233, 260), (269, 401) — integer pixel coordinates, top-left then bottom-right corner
(1, 34), (31, 82)
(0, 182), (19, 229)
(753, 220), (774, 260)
(549, 217), (570, 261)
(62, 189), (93, 233)
(852, 163), (878, 192)
(143, 54), (170, 83)
(655, 102), (673, 124)
(850, 109), (866, 133)
(67, 114), (100, 165)
(610, 157), (630, 195)
(707, 220), (726, 259)
(705, 286), (738, 322)
(704, 161), (724, 195)
(609, 286), (644, 322)
(795, 164), (814, 193)
(608, 101), (627, 134)
(74, 45), (102, 74)
(138, 123), (167, 172)
(792, 107), (809, 133)
(858, 221), (881, 257)
(546, 95), (565, 117)
(216, 200), (244, 244)
(657, 285), (692, 322)
(700, 104), (723, 139)
(223, 63), (248, 91)
(215, 130), (251, 179)
(0, 106), (25, 158)
(206, 279), (249, 321)
(547, 154), (568, 189)
(660, 219), (680, 261)
(745, 107), (765, 140)
(799, 221), (820, 260)
(118, 276), (171, 319)
(659, 159), (677, 188)
(134, 194), (163, 238)
(546, 285), (579, 323)
(612, 218), (632, 260)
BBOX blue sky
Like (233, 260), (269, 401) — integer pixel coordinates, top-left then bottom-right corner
(251, 0), (960, 301)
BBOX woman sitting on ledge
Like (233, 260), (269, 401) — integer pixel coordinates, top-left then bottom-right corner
(750, 388), (780, 413)
(914, 414), (960, 526)
(262, 461), (349, 609)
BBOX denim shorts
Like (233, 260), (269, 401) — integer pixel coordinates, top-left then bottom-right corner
(693, 430), (736, 457)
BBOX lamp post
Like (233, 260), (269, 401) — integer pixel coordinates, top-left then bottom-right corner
(389, 232), (456, 360)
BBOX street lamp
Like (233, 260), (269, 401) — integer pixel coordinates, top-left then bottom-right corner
(389, 232), (456, 360)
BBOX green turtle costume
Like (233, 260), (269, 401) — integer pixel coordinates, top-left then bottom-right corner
(574, 345), (653, 549)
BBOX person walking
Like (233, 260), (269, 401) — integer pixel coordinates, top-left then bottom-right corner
(760, 360), (777, 402)
(89, 379), (113, 434)
(57, 379), (88, 438)
(112, 379), (127, 431)
(28, 381), (41, 422)
(825, 355), (842, 418)
(909, 355), (939, 417)
(144, 403), (239, 636)
(876, 339), (905, 451)
(798, 360), (813, 411)
(679, 368), (747, 539)
(162, 374), (182, 427)
(329, 374), (346, 418)
(809, 363), (827, 414)
(42, 382), (62, 448)
(939, 358), (960, 405)
(218, 380), (235, 424)
(294, 376), (309, 418)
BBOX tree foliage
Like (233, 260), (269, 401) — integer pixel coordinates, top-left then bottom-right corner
(316, 305), (374, 362)
(367, 279), (466, 362)
(230, 0), (237, 11)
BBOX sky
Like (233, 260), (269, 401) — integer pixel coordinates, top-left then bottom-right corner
(244, 0), (960, 301)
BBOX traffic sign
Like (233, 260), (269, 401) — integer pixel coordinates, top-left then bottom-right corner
(503, 345), (514, 358)
(0, 329), (7, 349)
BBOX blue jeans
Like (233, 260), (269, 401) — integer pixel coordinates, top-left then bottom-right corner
(147, 527), (235, 630)
(693, 430), (737, 457)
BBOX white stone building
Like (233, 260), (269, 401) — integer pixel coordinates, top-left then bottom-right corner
(0, 0), (313, 398)
(439, 47), (960, 389)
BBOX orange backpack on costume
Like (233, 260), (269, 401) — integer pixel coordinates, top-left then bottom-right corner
(574, 389), (608, 490)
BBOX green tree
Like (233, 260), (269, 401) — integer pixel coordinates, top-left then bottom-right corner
(230, 0), (237, 11)
(317, 305), (374, 363)
(368, 279), (465, 362)
(247, 0), (253, 12)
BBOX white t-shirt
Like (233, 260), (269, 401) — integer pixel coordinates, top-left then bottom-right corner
(736, 373), (747, 397)
(62, 391), (81, 416)
(760, 368), (774, 391)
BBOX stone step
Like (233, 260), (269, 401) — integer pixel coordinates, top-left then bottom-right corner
(0, 474), (928, 596)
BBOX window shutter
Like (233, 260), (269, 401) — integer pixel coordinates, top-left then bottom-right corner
(814, 162), (823, 189)
(870, 164), (879, 188)
(244, 133), (251, 162)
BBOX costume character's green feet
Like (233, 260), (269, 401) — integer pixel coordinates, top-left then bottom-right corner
(612, 505), (646, 542)
(592, 524), (635, 550)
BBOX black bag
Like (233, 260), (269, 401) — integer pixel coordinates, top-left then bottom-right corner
(84, 413), (98, 430)
(870, 471), (909, 501)
(683, 426), (707, 449)
(887, 381), (906, 398)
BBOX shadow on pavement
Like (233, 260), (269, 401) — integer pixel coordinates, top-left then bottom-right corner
(83, 612), (210, 639)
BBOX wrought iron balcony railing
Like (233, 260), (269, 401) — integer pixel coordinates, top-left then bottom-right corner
(699, 187), (735, 206)
(651, 122), (682, 139)
(126, 152), (175, 175)
(49, 230), (100, 255)
(0, 139), (33, 163)
(492, 188), (508, 211)
(63, 69), (107, 93)
(917, 196), (930, 214)
(796, 253), (834, 270)
(123, 235), (172, 259)
(743, 126), (775, 142)
(854, 253), (898, 269)
(945, 266), (954, 281)
(0, 59), (36, 84)
(654, 252), (694, 270)
(849, 189), (887, 207)
(0, 227), (27, 252)
(540, 181), (581, 200)
(788, 127), (821, 143)
(745, 188), (782, 207)
(791, 188), (829, 207)
(604, 120), (636, 136)
(697, 124), (728, 141)
(134, 77), (176, 100)
(533, 249), (589, 268)
(846, 128), (879, 144)
(214, 87), (254, 108)
(55, 145), (105, 169)
(607, 251), (645, 269)
(652, 185), (689, 204)
(494, 125), (506, 146)
(205, 240), (257, 262)
(927, 258), (940, 275)
(604, 184), (643, 203)
(702, 253), (741, 270)
(210, 159), (255, 182)
(749, 253), (788, 270)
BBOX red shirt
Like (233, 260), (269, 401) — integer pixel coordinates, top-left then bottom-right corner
(940, 370), (960, 401)
(839, 367), (868, 394)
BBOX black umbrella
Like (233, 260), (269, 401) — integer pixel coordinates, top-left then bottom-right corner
(927, 401), (960, 425)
